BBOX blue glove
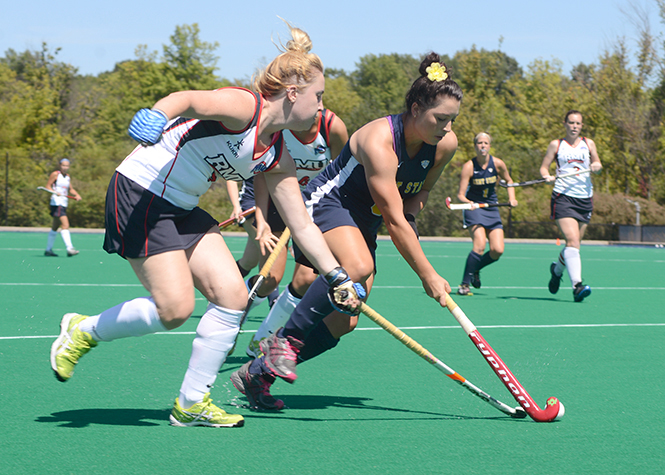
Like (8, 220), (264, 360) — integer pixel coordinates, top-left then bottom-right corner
(128, 108), (169, 145)
(324, 267), (366, 315)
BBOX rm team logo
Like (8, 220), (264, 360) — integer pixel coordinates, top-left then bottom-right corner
(204, 153), (243, 182)
(421, 160), (430, 169)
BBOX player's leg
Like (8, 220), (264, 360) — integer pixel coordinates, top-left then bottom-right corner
(171, 229), (246, 425)
(556, 217), (591, 301)
(471, 227), (504, 286)
(297, 272), (375, 362)
(246, 262), (318, 358)
(253, 225), (372, 383)
(51, 250), (193, 382)
(236, 221), (260, 277)
(58, 215), (78, 256)
(45, 213), (60, 256)
(459, 225), (485, 294)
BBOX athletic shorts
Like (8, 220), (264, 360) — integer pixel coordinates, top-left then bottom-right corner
(49, 205), (67, 218)
(463, 207), (503, 230)
(550, 193), (593, 223)
(293, 199), (378, 273)
(239, 179), (286, 233)
(103, 172), (218, 259)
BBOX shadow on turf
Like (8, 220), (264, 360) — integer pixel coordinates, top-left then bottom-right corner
(231, 394), (517, 423)
(35, 408), (171, 428)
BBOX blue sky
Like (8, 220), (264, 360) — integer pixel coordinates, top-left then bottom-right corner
(2, 0), (659, 79)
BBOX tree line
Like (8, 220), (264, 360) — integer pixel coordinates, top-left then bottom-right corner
(2, 16), (665, 238)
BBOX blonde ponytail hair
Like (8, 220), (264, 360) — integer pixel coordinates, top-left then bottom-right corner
(253, 19), (323, 97)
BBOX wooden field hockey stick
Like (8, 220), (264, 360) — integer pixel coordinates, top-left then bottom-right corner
(360, 302), (526, 418)
(240, 227), (291, 327)
(218, 206), (256, 230)
(499, 168), (590, 188)
(229, 227), (291, 355)
(444, 294), (565, 422)
(37, 186), (76, 200)
(445, 197), (512, 211)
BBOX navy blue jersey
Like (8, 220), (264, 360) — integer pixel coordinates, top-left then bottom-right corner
(465, 156), (498, 204)
(303, 113), (436, 237)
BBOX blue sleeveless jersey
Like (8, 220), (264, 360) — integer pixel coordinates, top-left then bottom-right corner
(465, 156), (498, 204)
(303, 113), (436, 237)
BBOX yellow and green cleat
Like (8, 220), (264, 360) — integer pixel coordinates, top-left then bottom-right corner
(170, 393), (244, 427)
(50, 313), (98, 382)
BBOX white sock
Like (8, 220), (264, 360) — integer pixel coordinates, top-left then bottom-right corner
(60, 229), (74, 249)
(553, 250), (566, 276)
(46, 230), (57, 250)
(562, 247), (582, 287)
(78, 297), (167, 342)
(250, 287), (300, 346)
(179, 303), (243, 409)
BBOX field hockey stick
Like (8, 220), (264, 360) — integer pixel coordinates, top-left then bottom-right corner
(240, 227), (291, 326)
(499, 168), (590, 188)
(228, 227), (292, 355)
(444, 294), (565, 422)
(445, 197), (512, 211)
(37, 186), (76, 200)
(218, 206), (256, 230)
(360, 303), (526, 418)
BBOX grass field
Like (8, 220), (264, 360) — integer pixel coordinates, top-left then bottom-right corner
(1, 229), (664, 474)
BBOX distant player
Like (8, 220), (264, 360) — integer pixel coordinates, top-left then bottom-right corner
(540, 110), (602, 302)
(456, 133), (517, 295)
(44, 158), (82, 257)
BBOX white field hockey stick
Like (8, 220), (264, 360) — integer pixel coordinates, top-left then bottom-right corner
(444, 294), (565, 422)
(360, 302), (526, 418)
(37, 186), (76, 200)
(218, 206), (256, 230)
(499, 168), (590, 188)
(445, 197), (512, 211)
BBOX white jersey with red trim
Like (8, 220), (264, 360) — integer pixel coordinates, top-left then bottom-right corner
(116, 88), (283, 210)
(50, 171), (71, 207)
(553, 138), (593, 198)
(283, 109), (337, 190)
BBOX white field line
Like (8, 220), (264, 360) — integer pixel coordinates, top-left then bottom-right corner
(1, 283), (664, 291)
(4, 322), (665, 341)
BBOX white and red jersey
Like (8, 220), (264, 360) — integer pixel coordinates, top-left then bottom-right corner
(116, 88), (284, 210)
(283, 109), (337, 190)
(553, 138), (593, 198)
(50, 171), (71, 207)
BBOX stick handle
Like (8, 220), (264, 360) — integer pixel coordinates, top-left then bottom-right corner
(218, 206), (256, 229)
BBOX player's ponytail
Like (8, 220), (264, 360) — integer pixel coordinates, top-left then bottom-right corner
(405, 52), (463, 113)
(253, 19), (323, 97)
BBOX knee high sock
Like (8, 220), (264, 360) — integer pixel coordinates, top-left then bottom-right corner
(236, 260), (250, 278)
(60, 229), (74, 249)
(461, 251), (482, 285)
(477, 251), (498, 271)
(250, 318), (340, 375)
(78, 297), (167, 342)
(46, 230), (57, 250)
(179, 303), (243, 409)
(249, 276), (334, 376)
(553, 250), (566, 276)
(281, 275), (333, 342)
(297, 322), (339, 363)
(562, 246), (582, 287)
(251, 284), (302, 344)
